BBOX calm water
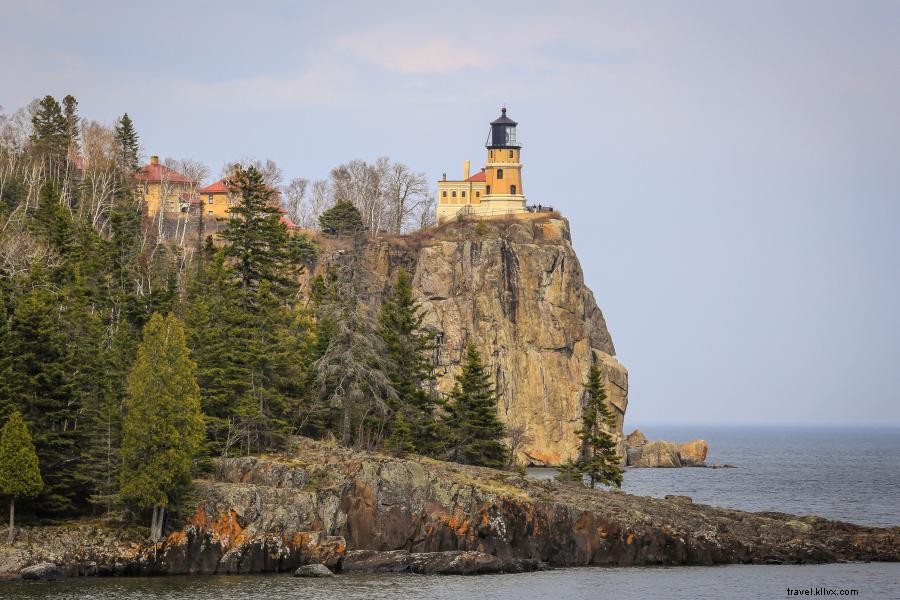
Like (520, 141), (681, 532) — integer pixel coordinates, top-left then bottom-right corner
(4, 426), (898, 599)
(531, 425), (900, 527)
(3, 565), (898, 600)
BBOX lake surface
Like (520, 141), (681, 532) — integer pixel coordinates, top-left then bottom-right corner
(531, 425), (900, 527)
(4, 426), (898, 599)
(3, 565), (898, 600)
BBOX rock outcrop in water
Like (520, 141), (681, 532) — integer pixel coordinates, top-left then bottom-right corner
(314, 214), (627, 465)
(1, 438), (896, 578)
(624, 429), (709, 467)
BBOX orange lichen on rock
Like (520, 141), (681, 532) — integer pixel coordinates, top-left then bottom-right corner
(626, 533), (634, 545)
(208, 509), (245, 547)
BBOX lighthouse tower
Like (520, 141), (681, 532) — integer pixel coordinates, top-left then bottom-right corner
(483, 107), (526, 212)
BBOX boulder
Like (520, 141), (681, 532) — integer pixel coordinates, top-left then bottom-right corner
(341, 550), (412, 573)
(677, 439), (708, 466)
(636, 441), (682, 468)
(20, 562), (62, 581)
(625, 429), (648, 447)
(293, 563), (334, 577)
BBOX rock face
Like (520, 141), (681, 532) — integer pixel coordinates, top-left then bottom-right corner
(1, 438), (896, 578)
(315, 214), (627, 465)
(623, 430), (709, 468)
(678, 440), (709, 466)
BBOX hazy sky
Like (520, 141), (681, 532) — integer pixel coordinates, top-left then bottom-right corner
(3, 1), (899, 426)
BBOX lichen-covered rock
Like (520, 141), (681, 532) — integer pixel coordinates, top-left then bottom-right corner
(312, 215), (627, 465)
(294, 563), (334, 577)
(1, 439), (896, 577)
(678, 440), (709, 466)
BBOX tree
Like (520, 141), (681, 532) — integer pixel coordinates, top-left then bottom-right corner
(383, 162), (429, 234)
(282, 177), (308, 227)
(445, 344), (507, 468)
(0, 411), (43, 542)
(30, 95), (68, 168)
(113, 113), (140, 172)
(62, 95), (80, 159)
(220, 165), (299, 300)
(378, 269), (444, 456)
(6, 286), (88, 517)
(557, 363), (623, 489)
(120, 313), (204, 541)
(319, 200), (365, 236)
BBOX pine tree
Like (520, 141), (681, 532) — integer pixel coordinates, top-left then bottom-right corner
(0, 411), (43, 542)
(62, 94), (80, 158)
(445, 344), (507, 468)
(6, 287), (88, 517)
(220, 165), (299, 301)
(113, 113), (140, 172)
(564, 363), (623, 489)
(319, 200), (366, 236)
(378, 269), (445, 456)
(30, 95), (68, 169)
(120, 313), (204, 541)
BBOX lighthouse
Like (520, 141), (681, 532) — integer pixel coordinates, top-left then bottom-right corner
(436, 108), (528, 222)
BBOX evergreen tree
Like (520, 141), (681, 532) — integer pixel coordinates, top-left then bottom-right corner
(30, 95), (68, 168)
(0, 411), (43, 542)
(378, 269), (445, 456)
(445, 344), (507, 468)
(6, 287), (88, 517)
(113, 113), (140, 172)
(319, 200), (366, 236)
(62, 94), (80, 158)
(120, 313), (204, 541)
(558, 364), (623, 489)
(220, 165), (299, 301)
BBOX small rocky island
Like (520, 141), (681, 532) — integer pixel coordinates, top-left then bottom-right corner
(1, 437), (896, 579)
(623, 429), (711, 468)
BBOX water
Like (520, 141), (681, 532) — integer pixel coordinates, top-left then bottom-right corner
(3, 565), (898, 600)
(530, 425), (900, 527)
(3, 426), (898, 598)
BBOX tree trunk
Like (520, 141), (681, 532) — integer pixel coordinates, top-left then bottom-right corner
(154, 506), (165, 541)
(7, 498), (14, 544)
(150, 505), (159, 542)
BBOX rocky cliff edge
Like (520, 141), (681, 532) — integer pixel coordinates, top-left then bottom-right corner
(1, 438), (896, 578)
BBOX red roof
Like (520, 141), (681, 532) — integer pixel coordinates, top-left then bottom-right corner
(135, 161), (193, 184)
(199, 179), (229, 194)
(466, 170), (486, 182)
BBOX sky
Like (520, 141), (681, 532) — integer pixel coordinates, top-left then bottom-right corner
(2, 1), (899, 427)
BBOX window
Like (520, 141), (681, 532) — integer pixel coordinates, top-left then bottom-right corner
(208, 210), (213, 215)
(451, 191), (456, 197)
(509, 150), (514, 158)
(208, 194), (214, 204)
(490, 150), (494, 160)
(486, 185), (491, 194)
(496, 169), (503, 179)
(461, 191), (466, 198)
(475, 191), (480, 198)
(511, 185), (517, 194)
(442, 190), (447, 197)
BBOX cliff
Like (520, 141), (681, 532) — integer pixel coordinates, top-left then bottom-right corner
(314, 214), (627, 465)
(2, 439), (896, 577)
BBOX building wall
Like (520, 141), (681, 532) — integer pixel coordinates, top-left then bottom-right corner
(139, 181), (194, 216)
(200, 191), (232, 218)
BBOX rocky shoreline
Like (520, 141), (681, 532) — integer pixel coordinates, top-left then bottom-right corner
(1, 438), (897, 580)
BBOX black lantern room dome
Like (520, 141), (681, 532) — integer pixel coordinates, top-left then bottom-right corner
(486, 107), (521, 149)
